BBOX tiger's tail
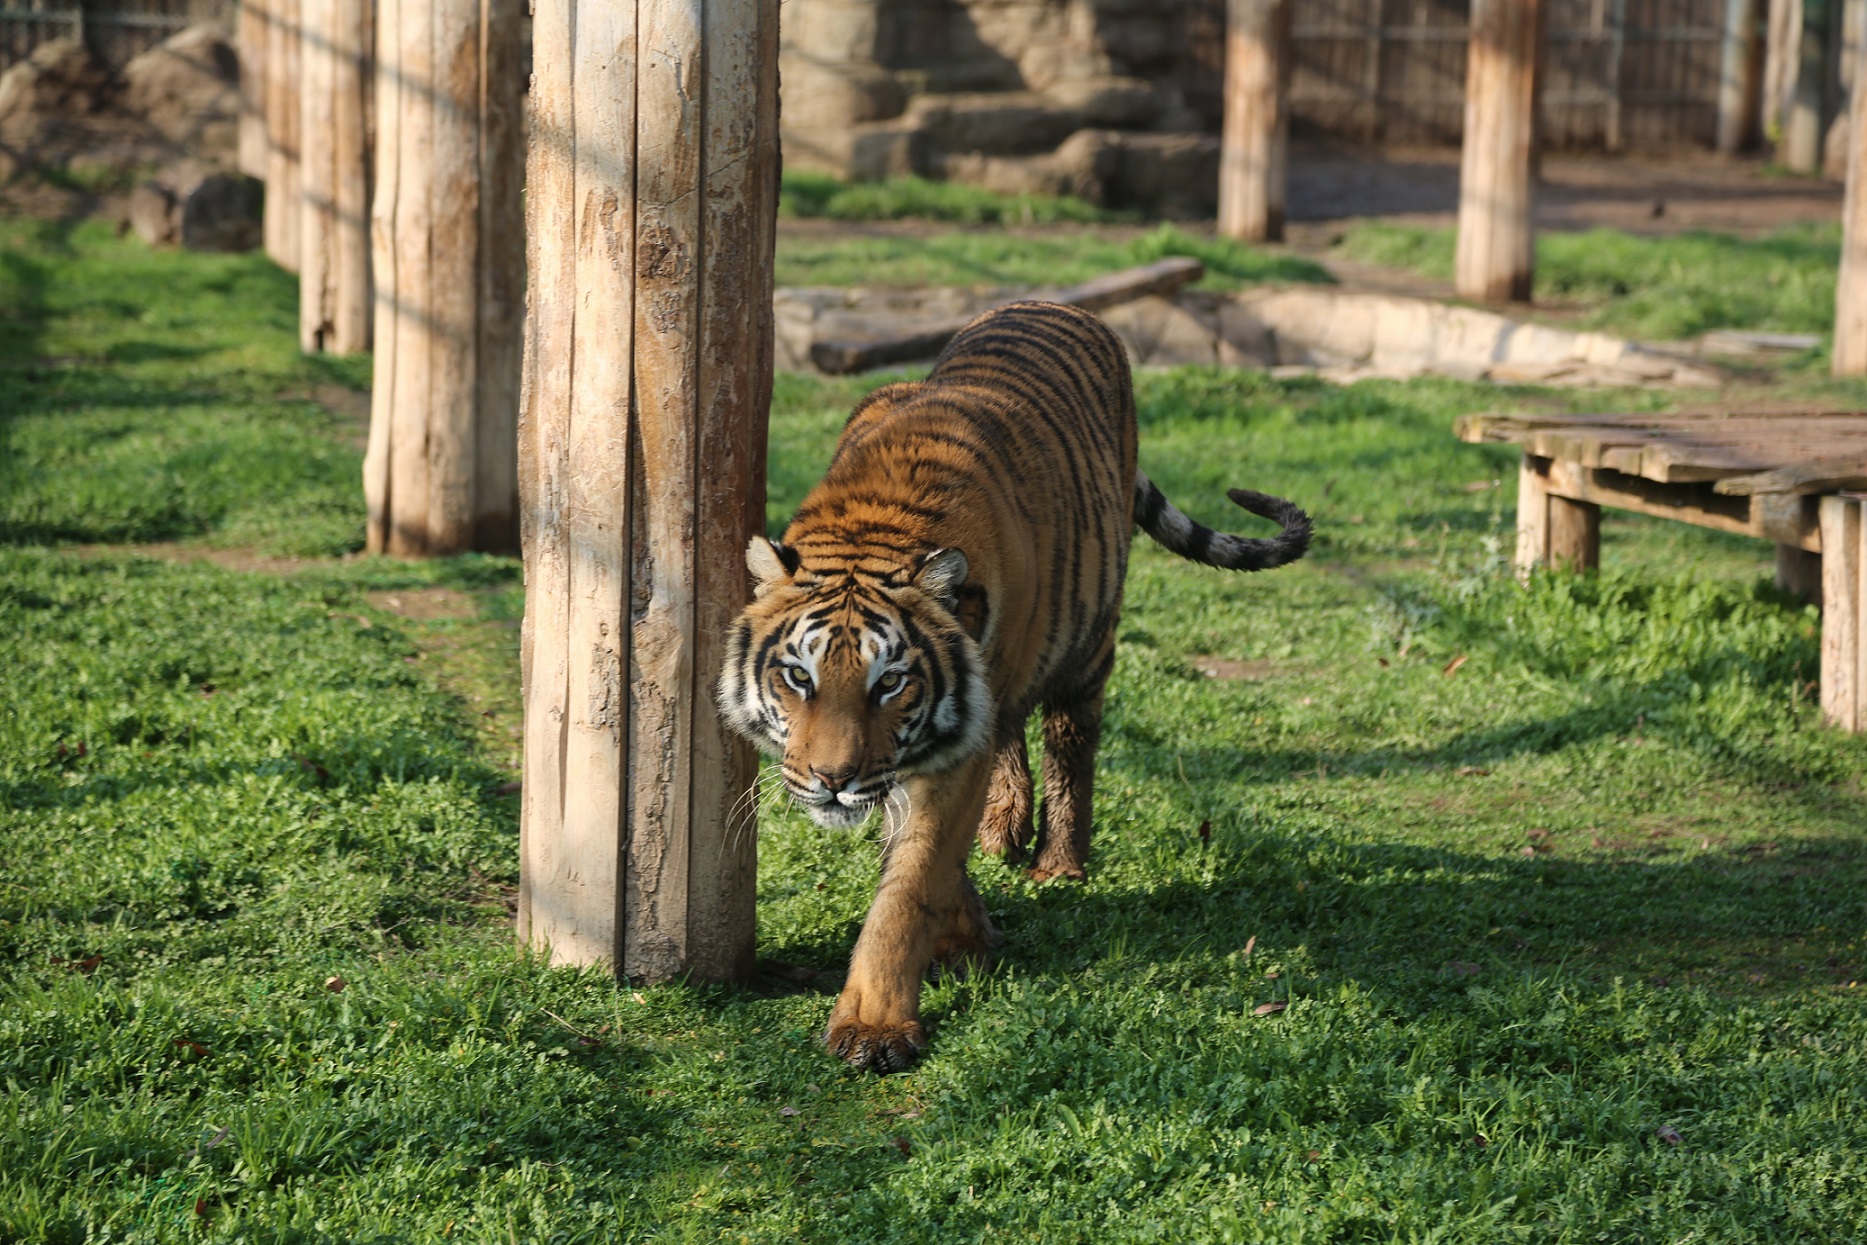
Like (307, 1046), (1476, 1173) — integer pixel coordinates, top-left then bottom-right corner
(1133, 471), (1312, 572)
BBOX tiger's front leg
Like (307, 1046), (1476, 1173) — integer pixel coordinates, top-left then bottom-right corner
(826, 750), (993, 1073)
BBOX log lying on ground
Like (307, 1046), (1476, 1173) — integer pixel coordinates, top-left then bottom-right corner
(807, 256), (1205, 375)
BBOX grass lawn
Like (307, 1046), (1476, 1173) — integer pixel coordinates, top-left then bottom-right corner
(1336, 221), (1842, 343)
(5, 218), (1867, 1242)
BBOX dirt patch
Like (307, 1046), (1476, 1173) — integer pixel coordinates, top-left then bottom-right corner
(1190, 656), (1288, 681)
(367, 588), (479, 623)
(71, 542), (328, 575)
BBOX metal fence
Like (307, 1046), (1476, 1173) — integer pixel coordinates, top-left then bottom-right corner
(2, 0), (232, 73)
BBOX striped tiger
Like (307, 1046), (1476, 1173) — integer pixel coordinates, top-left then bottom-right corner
(718, 301), (1311, 1071)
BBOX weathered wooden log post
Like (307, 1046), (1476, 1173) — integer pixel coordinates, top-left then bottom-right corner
(263, 0), (300, 272)
(298, 0), (372, 354)
(1717, 0), (1765, 154)
(238, 0), (268, 179)
(1455, 0), (1541, 304)
(1781, 0), (1829, 173)
(1836, 31), (1867, 374)
(363, 0), (525, 556)
(517, 0), (780, 982)
(1217, 0), (1289, 243)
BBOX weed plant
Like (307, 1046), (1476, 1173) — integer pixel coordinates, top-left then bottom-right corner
(4, 217), (1867, 1242)
(1337, 221), (1841, 342)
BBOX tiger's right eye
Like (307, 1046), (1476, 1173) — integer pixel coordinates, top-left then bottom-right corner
(783, 666), (812, 694)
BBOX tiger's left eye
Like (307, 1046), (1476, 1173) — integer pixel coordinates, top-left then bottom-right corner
(876, 671), (903, 692)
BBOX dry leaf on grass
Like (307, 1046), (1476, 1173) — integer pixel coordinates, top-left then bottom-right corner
(1253, 1001), (1288, 1016)
(1655, 1124), (1683, 1146)
(324, 975), (346, 993)
(1442, 654), (1469, 677)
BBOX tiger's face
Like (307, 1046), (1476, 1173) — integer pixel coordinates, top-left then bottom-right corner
(717, 538), (991, 829)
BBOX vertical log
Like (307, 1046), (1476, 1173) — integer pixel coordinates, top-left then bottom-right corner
(1217, 0), (1290, 243)
(238, 0), (268, 178)
(1783, 0), (1829, 170)
(263, 0), (301, 272)
(1547, 496), (1600, 572)
(1719, 0), (1766, 153)
(1819, 495), (1861, 728)
(1835, 31), (1867, 373)
(1456, 0), (1541, 304)
(364, 0), (525, 556)
(298, 0), (372, 354)
(1775, 543), (1823, 601)
(1514, 453), (1551, 584)
(520, 0), (778, 983)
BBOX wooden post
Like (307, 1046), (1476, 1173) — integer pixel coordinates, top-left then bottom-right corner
(1548, 496), (1601, 572)
(1835, 29), (1867, 373)
(1776, 542), (1823, 600)
(1514, 453), (1551, 582)
(518, 0), (779, 982)
(298, 0), (371, 354)
(238, 0), (268, 179)
(1719, 0), (1766, 153)
(363, 0), (525, 555)
(1456, 0), (1541, 304)
(1218, 0), (1289, 243)
(1819, 495), (1861, 728)
(263, 0), (300, 272)
(1782, 0), (1829, 171)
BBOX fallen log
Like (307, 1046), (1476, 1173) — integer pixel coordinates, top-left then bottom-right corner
(807, 256), (1205, 375)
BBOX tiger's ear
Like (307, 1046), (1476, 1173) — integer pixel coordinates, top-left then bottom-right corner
(914, 547), (969, 611)
(746, 536), (800, 597)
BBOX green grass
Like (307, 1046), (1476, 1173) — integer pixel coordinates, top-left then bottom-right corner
(776, 221), (1333, 291)
(1336, 221), (1841, 342)
(779, 170), (1114, 227)
(7, 218), (1867, 1242)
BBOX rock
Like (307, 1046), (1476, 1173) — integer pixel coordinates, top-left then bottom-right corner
(904, 91), (1083, 156)
(1105, 131), (1220, 218)
(129, 166), (262, 251)
(121, 24), (240, 148)
(1041, 77), (1158, 128)
(0, 38), (110, 123)
(1099, 295), (1221, 366)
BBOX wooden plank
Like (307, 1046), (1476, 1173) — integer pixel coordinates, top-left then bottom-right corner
(516, 0), (577, 955)
(1218, 0), (1290, 243)
(363, 0), (400, 555)
(1714, 461), (1867, 494)
(1544, 458), (1821, 551)
(238, 0), (267, 178)
(1455, 0), (1540, 303)
(808, 257), (1205, 375)
(686, 0), (778, 980)
(475, 0), (526, 553)
(626, 0), (706, 984)
(263, 0), (300, 272)
(425, 0), (483, 554)
(1820, 495), (1861, 728)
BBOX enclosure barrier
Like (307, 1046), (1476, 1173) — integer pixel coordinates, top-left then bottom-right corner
(297, 0), (371, 354)
(1218, 0), (1289, 244)
(1455, 0), (1540, 304)
(517, 0), (780, 983)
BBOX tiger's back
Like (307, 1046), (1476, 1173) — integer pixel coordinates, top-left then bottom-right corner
(717, 301), (1310, 1073)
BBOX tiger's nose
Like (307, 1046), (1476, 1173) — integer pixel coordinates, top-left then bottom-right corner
(810, 763), (857, 791)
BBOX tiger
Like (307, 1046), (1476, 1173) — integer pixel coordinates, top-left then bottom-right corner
(718, 300), (1311, 1072)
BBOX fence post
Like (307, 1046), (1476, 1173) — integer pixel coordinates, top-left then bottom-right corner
(1834, 32), (1867, 372)
(1718, 0), (1765, 154)
(517, 0), (779, 983)
(262, 0), (300, 272)
(1781, 0), (1829, 171)
(1456, 0), (1541, 303)
(1218, 0), (1289, 243)
(298, 0), (371, 354)
(362, 0), (525, 555)
(238, 0), (269, 179)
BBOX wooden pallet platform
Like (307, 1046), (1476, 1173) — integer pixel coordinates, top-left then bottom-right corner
(1456, 409), (1867, 732)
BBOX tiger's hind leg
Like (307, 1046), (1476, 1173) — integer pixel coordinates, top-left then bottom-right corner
(1029, 638), (1114, 883)
(975, 728), (1034, 862)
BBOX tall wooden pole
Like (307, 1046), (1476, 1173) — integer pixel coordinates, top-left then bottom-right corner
(363, 0), (525, 555)
(1834, 33), (1867, 372)
(1455, 0), (1541, 304)
(238, 0), (268, 179)
(1718, 0), (1766, 153)
(1217, 0), (1289, 243)
(518, 0), (779, 983)
(262, 0), (300, 272)
(1782, 0), (1829, 171)
(298, 0), (372, 354)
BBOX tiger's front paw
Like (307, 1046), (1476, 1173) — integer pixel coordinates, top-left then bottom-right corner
(825, 1016), (926, 1073)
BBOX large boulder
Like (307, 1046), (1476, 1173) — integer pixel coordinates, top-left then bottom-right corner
(121, 23), (240, 150)
(129, 165), (262, 251)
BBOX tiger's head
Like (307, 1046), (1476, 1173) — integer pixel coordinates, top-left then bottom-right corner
(717, 537), (992, 828)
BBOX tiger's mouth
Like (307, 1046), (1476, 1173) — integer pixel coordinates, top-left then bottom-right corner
(788, 782), (892, 829)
